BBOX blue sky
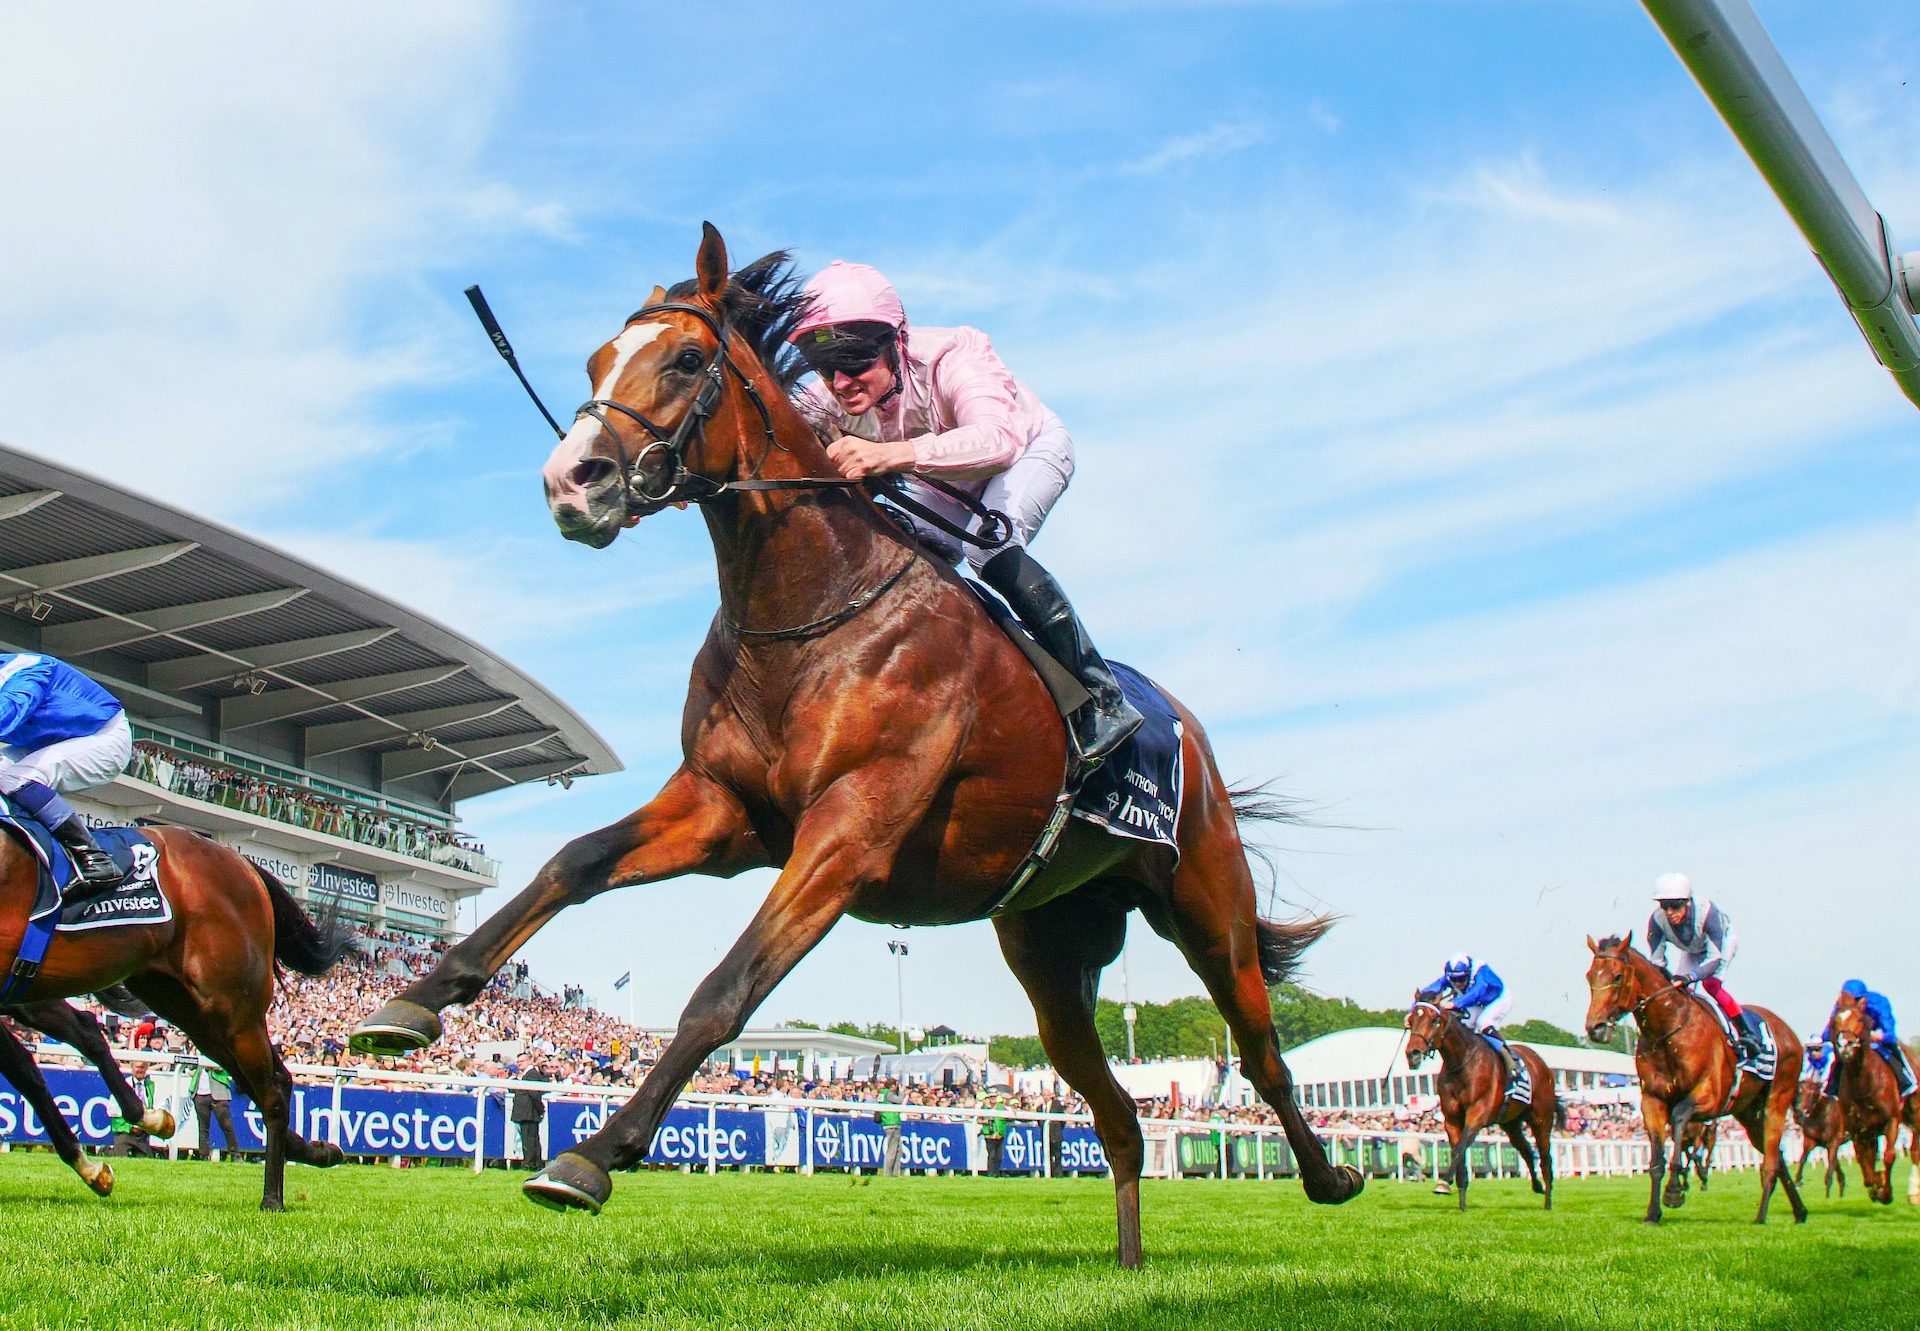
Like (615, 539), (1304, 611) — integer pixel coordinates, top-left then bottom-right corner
(3, 1), (1915, 1041)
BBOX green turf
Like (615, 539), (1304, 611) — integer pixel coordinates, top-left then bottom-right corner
(0, 1154), (1909, 1329)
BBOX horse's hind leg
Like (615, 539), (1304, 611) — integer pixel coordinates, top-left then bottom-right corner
(995, 891), (1147, 1269)
(0, 1018), (111, 1196)
(18, 1000), (172, 1139)
(1150, 803), (1361, 1208)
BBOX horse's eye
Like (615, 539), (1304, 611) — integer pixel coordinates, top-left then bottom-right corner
(675, 349), (703, 373)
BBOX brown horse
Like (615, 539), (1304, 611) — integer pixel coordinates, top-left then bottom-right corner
(1678, 1117), (1718, 1191)
(1404, 998), (1555, 1211)
(1829, 1003), (1907, 1205)
(1583, 934), (1805, 1224)
(1792, 1076), (1847, 1198)
(351, 224), (1364, 1267)
(0, 828), (350, 1207)
(0, 997), (176, 1195)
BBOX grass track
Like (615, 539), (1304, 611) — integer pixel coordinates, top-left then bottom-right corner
(0, 1156), (1911, 1329)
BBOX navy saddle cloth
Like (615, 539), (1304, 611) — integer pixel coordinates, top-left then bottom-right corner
(0, 797), (170, 931)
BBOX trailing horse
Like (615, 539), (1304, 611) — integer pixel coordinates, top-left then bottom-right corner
(0, 829), (352, 1207)
(1828, 1003), (1909, 1205)
(351, 224), (1364, 1267)
(1583, 934), (1805, 1224)
(1792, 1077), (1848, 1199)
(0, 996), (176, 1195)
(1403, 998), (1555, 1211)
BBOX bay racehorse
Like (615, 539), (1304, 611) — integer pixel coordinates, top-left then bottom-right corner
(0, 996), (175, 1195)
(1829, 1002), (1909, 1205)
(1792, 1076), (1847, 1198)
(1678, 1117), (1717, 1191)
(1404, 997), (1555, 1210)
(1584, 934), (1805, 1224)
(351, 223), (1364, 1267)
(0, 827), (350, 1207)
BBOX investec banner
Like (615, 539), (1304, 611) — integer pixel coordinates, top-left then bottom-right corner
(548, 1100), (766, 1167)
(383, 881), (451, 920)
(311, 862), (379, 904)
(996, 1121), (1109, 1174)
(800, 1110), (967, 1172)
(225, 838), (306, 887)
(0, 1067), (124, 1146)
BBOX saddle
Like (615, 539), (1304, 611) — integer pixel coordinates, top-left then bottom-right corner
(1700, 995), (1776, 1081)
(0, 797), (169, 999)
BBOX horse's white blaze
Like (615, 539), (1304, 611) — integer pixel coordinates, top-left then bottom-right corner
(549, 321), (670, 489)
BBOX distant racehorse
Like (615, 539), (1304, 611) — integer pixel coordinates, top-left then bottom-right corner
(1678, 1118), (1718, 1192)
(352, 224), (1364, 1267)
(1584, 934), (1805, 1224)
(1404, 998), (1555, 1211)
(0, 828), (350, 1207)
(1792, 1077), (1847, 1199)
(1829, 1003), (1907, 1205)
(0, 997), (175, 1194)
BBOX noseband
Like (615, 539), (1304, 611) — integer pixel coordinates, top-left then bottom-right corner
(571, 300), (781, 508)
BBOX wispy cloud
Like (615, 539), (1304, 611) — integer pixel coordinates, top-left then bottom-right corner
(1117, 121), (1268, 176)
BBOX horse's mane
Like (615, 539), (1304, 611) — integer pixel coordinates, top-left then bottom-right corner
(1595, 934), (1630, 952)
(667, 250), (813, 393)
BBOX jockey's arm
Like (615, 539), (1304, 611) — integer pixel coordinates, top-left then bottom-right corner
(1415, 974), (1450, 1004)
(1643, 912), (1669, 971)
(907, 329), (1026, 481)
(1865, 994), (1898, 1044)
(1454, 967), (1504, 1011)
(1696, 905), (1736, 977)
(0, 656), (55, 738)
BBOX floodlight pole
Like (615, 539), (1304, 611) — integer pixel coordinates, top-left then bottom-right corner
(1641, 0), (1920, 410)
(888, 940), (908, 1054)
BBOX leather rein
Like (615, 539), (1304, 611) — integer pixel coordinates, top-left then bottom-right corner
(573, 299), (1012, 640)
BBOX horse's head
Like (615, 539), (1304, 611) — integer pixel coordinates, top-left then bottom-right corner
(1795, 1076), (1823, 1119)
(1829, 1003), (1869, 1060)
(1404, 994), (1448, 1066)
(542, 223), (800, 549)
(1583, 932), (1642, 1043)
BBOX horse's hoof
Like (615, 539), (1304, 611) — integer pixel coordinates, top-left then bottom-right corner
(523, 1153), (610, 1215)
(1432, 1182), (1452, 1196)
(78, 1159), (113, 1198)
(1308, 1163), (1363, 1204)
(141, 1109), (177, 1140)
(310, 1142), (345, 1169)
(349, 1000), (442, 1054)
(261, 1196), (285, 1213)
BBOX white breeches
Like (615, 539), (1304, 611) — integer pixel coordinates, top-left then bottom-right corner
(0, 712), (133, 794)
(898, 414), (1074, 571)
(1462, 994), (1513, 1034)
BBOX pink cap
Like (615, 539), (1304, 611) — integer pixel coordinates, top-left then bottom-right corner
(788, 260), (907, 340)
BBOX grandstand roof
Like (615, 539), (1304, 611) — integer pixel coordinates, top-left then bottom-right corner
(0, 440), (619, 803)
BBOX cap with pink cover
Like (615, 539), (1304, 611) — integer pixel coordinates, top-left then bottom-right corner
(788, 260), (908, 340)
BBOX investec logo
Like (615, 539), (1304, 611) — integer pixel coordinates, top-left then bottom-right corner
(810, 1116), (954, 1169)
(1002, 1126), (1031, 1170)
(1060, 1135), (1107, 1171)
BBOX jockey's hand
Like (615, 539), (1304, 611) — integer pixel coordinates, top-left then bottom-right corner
(826, 435), (916, 480)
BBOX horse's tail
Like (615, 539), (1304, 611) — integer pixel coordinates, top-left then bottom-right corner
(255, 866), (356, 977)
(1228, 781), (1335, 986)
(1555, 1099), (1570, 1132)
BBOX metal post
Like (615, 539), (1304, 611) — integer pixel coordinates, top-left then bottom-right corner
(887, 940), (908, 1054)
(330, 1074), (345, 1149)
(472, 1085), (486, 1174)
(706, 1101), (719, 1176)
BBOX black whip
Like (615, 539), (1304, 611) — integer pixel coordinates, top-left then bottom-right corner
(464, 284), (565, 439)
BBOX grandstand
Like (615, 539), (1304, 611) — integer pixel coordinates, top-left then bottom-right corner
(1277, 1027), (1640, 1111)
(0, 441), (619, 943)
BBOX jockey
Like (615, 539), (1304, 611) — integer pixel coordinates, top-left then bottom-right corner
(1644, 872), (1765, 1061)
(787, 260), (1143, 767)
(0, 652), (132, 888)
(1822, 980), (1915, 1099)
(1417, 953), (1512, 1035)
(1803, 1032), (1833, 1085)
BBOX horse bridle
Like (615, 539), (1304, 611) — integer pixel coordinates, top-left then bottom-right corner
(572, 300), (1014, 548)
(571, 300), (781, 508)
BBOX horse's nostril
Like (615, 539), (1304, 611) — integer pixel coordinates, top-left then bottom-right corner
(569, 457), (617, 490)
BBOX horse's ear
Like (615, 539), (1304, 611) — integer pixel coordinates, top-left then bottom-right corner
(696, 222), (729, 300)
(1623, 930), (1634, 951)
(1585, 934), (1597, 953)
(644, 284), (667, 309)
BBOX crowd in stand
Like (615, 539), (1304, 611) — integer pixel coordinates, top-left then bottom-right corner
(23, 934), (1648, 1142)
(129, 741), (494, 876)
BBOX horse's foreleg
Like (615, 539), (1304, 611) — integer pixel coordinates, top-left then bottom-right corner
(995, 894), (1146, 1269)
(1641, 1097), (1670, 1224)
(19, 1001), (170, 1139)
(525, 806), (893, 1215)
(357, 770), (758, 1052)
(1663, 1101), (1694, 1210)
(0, 1018), (110, 1196)
(1453, 1126), (1481, 1211)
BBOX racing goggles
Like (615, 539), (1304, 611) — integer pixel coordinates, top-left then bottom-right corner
(797, 321), (896, 379)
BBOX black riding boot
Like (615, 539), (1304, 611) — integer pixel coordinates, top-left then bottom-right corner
(978, 546), (1144, 768)
(51, 815), (123, 891)
(1735, 1011), (1765, 1062)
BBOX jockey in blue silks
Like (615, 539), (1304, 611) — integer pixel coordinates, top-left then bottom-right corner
(1418, 952), (1519, 1085)
(0, 652), (133, 888)
(1822, 980), (1915, 1099)
(1803, 1033), (1833, 1085)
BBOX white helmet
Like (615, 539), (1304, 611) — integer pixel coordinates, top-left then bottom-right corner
(1652, 871), (1693, 905)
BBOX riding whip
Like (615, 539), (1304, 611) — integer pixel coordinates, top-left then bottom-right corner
(464, 285), (566, 439)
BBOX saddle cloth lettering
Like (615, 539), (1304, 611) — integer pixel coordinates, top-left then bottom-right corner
(1069, 662), (1184, 854)
(1703, 997), (1777, 1081)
